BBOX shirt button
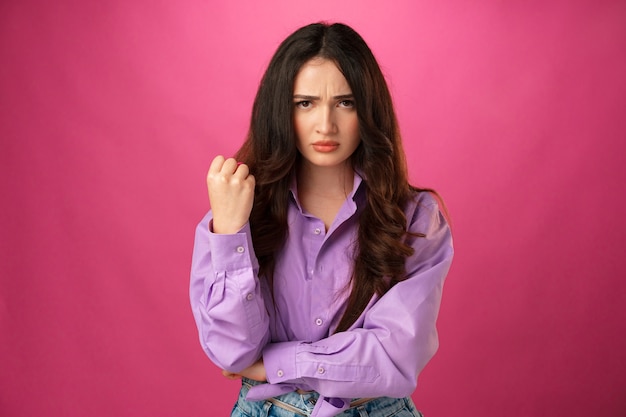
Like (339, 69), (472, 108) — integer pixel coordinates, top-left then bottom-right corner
(317, 367), (325, 374)
(236, 246), (245, 253)
(314, 228), (321, 235)
(246, 293), (254, 301)
(315, 318), (323, 326)
(277, 370), (284, 377)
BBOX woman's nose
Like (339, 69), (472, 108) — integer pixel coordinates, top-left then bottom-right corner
(316, 107), (337, 135)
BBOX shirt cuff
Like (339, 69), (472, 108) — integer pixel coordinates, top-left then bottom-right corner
(208, 221), (259, 272)
(263, 341), (301, 384)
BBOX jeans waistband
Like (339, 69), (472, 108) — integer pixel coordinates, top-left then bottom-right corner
(241, 378), (375, 416)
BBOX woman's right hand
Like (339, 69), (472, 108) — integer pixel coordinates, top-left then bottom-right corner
(206, 155), (255, 234)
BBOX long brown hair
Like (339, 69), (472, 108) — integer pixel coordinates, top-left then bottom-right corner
(235, 22), (424, 332)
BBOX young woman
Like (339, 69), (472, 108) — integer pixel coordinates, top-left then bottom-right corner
(190, 22), (454, 417)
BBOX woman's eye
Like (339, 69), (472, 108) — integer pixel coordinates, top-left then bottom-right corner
(295, 101), (311, 108)
(339, 100), (355, 108)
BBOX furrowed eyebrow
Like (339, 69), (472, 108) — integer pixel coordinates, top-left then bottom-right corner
(293, 94), (319, 100)
(292, 94), (354, 100)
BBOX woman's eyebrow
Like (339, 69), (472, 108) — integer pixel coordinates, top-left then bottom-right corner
(293, 93), (354, 100)
(293, 94), (319, 100)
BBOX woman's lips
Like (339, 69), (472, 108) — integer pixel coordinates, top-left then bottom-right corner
(312, 141), (339, 152)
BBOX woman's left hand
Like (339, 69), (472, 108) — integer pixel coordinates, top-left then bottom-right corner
(222, 359), (267, 382)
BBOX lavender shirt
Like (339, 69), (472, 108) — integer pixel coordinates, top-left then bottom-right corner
(190, 173), (454, 417)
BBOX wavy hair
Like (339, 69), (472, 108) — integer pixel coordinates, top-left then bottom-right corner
(235, 22), (426, 332)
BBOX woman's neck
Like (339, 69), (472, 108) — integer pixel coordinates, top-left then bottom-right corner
(296, 161), (355, 199)
(296, 161), (355, 230)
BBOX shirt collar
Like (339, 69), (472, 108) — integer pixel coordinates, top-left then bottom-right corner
(288, 170), (365, 213)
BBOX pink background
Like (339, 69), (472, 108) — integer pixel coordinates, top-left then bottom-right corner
(1, 1), (625, 416)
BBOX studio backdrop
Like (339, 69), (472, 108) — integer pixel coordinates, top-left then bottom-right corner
(1, 1), (625, 416)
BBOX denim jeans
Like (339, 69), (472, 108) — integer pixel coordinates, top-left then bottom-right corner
(231, 378), (424, 417)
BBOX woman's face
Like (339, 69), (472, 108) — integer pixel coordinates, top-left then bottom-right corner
(292, 58), (360, 171)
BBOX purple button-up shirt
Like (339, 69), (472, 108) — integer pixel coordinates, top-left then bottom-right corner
(190, 173), (453, 417)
